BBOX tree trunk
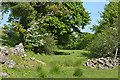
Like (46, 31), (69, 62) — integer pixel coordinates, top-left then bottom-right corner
(115, 48), (118, 59)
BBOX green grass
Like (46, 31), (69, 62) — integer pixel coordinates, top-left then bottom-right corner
(73, 68), (83, 77)
(1, 50), (118, 78)
(0, 65), (2, 79)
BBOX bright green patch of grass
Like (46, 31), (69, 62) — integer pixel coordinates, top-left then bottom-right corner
(2, 50), (118, 78)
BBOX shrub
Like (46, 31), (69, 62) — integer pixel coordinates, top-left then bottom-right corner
(73, 68), (83, 77)
(24, 43), (33, 50)
(43, 34), (57, 55)
(54, 52), (70, 55)
(87, 27), (118, 57)
(25, 23), (57, 54)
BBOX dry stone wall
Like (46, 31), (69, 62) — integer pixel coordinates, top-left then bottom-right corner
(0, 43), (45, 78)
(0, 43), (25, 78)
(83, 57), (120, 69)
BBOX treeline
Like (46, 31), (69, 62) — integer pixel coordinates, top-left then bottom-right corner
(60, 2), (119, 58)
(89, 2), (119, 58)
(58, 32), (94, 50)
(0, 2), (90, 54)
(0, 2), (119, 58)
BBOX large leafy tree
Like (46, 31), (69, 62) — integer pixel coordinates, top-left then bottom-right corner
(1, 2), (90, 46)
(2, 22), (26, 46)
(89, 2), (119, 58)
(92, 2), (118, 33)
(117, 1), (120, 59)
(58, 32), (78, 50)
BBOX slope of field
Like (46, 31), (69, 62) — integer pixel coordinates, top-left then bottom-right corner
(2, 50), (118, 78)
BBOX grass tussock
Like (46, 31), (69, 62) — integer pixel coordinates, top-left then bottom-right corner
(36, 65), (47, 78)
(73, 68), (83, 77)
(50, 64), (61, 74)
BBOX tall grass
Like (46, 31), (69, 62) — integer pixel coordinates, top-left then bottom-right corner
(1, 50), (118, 78)
(50, 64), (61, 74)
(73, 68), (83, 77)
(36, 65), (47, 78)
(73, 60), (81, 67)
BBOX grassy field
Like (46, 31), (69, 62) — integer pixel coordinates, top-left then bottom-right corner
(2, 50), (118, 78)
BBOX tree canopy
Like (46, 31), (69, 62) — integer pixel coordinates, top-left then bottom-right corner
(1, 2), (91, 53)
(88, 2), (119, 58)
(1, 2), (90, 45)
(92, 2), (118, 33)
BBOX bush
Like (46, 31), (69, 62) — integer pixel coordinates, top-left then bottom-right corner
(25, 23), (57, 54)
(54, 52), (70, 55)
(24, 43), (33, 50)
(73, 68), (83, 77)
(87, 27), (118, 57)
(43, 34), (57, 55)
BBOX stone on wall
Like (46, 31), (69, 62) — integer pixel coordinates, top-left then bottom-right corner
(1, 72), (10, 78)
(4, 60), (16, 68)
(83, 57), (119, 69)
(0, 46), (9, 56)
(14, 43), (26, 58)
(0, 57), (9, 64)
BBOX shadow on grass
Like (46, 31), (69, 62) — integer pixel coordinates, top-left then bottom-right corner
(80, 52), (96, 59)
(54, 51), (70, 55)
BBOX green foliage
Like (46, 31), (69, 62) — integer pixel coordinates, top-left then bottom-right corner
(1, 2), (91, 47)
(24, 43), (33, 49)
(73, 68), (83, 77)
(87, 27), (118, 57)
(88, 2), (119, 57)
(92, 2), (118, 33)
(118, 2), (120, 59)
(25, 23), (47, 53)
(25, 23), (57, 54)
(2, 22), (27, 46)
(54, 51), (70, 55)
(76, 32), (94, 50)
(60, 32), (94, 50)
(62, 33), (78, 50)
(25, 24), (47, 48)
(43, 34), (57, 54)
